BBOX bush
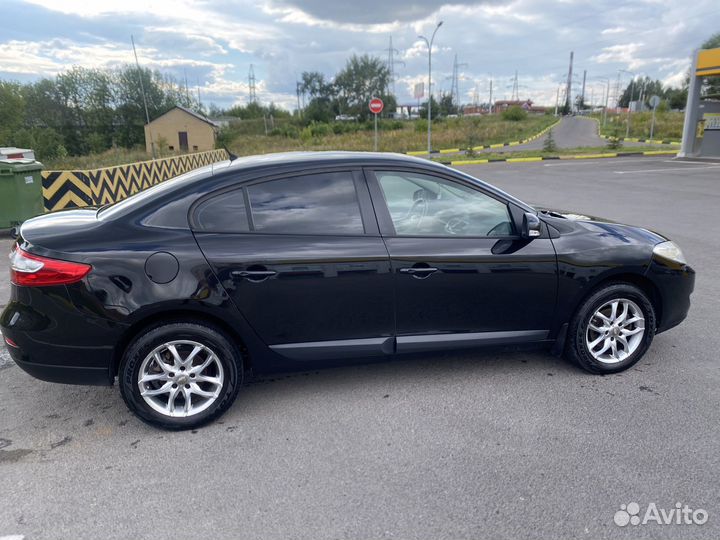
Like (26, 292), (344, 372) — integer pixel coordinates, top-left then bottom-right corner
(415, 119), (428, 133)
(502, 106), (527, 121)
(309, 122), (332, 137)
(606, 127), (623, 150)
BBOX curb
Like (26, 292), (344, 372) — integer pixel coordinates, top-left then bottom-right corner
(406, 118), (562, 157)
(446, 149), (677, 166)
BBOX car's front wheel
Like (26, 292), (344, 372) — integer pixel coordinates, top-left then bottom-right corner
(566, 283), (656, 374)
(119, 321), (242, 430)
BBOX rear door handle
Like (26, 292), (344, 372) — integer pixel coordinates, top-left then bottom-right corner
(231, 269), (277, 281)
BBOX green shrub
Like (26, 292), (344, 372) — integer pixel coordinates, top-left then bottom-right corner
(415, 119), (428, 133)
(502, 106), (527, 121)
(309, 122), (332, 137)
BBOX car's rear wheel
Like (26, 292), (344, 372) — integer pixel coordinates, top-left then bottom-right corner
(119, 322), (242, 430)
(566, 283), (656, 374)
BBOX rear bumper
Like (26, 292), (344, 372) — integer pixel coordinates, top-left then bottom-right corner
(5, 344), (113, 385)
(1, 285), (125, 386)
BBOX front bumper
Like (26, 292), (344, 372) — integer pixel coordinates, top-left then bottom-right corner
(646, 258), (695, 333)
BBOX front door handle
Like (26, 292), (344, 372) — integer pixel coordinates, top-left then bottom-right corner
(399, 265), (438, 278)
(231, 268), (277, 282)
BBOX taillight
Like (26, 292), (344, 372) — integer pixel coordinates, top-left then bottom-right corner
(9, 246), (91, 287)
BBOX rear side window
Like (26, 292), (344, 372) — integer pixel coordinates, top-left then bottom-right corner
(193, 189), (250, 232)
(247, 172), (364, 235)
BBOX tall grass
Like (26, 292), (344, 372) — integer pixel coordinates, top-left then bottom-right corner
(226, 115), (557, 156)
(596, 111), (684, 140)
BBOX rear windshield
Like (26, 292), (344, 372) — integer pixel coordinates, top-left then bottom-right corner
(97, 162), (225, 220)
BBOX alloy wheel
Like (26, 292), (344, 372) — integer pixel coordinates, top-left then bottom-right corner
(585, 298), (645, 364)
(137, 340), (224, 418)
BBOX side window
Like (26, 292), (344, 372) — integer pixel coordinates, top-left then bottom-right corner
(375, 171), (513, 237)
(193, 188), (250, 232)
(247, 172), (364, 235)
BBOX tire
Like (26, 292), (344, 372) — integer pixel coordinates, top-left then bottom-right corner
(119, 321), (242, 430)
(565, 283), (656, 374)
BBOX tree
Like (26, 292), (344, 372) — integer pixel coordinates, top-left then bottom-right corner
(299, 71), (336, 123)
(437, 92), (457, 116)
(542, 129), (557, 152)
(419, 95), (440, 120)
(0, 81), (25, 143)
(334, 55), (392, 121)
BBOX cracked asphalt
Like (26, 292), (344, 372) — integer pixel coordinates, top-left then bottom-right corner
(0, 156), (718, 540)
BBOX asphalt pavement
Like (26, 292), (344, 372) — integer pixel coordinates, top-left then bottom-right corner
(464, 116), (671, 155)
(0, 156), (718, 540)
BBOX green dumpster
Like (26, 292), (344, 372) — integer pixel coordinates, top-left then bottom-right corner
(0, 159), (45, 229)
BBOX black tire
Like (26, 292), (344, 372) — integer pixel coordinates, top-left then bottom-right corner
(119, 321), (242, 430)
(565, 283), (656, 374)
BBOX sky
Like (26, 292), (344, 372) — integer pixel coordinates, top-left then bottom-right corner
(1, 0), (717, 111)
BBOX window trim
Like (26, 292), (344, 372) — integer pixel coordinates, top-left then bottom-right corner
(364, 167), (519, 239)
(189, 167), (378, 236)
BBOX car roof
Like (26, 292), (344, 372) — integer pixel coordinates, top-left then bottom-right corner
(221, 150), (443, 172)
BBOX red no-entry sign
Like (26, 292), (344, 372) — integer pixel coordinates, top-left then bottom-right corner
(369, 98), (384, 115)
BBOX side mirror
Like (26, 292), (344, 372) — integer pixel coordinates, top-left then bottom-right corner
(522, 212), (542, 239)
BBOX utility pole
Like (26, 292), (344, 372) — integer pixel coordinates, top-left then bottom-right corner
(386, 36), (405, 96)
(196, 78), (202, 111)
(131, 35), (155, 159)
(419, 21), (443, 153)
(619, 69), (636, 138)
(489, 78), (493, 113)
(565, 51), (574, 113)
(603, 78), (610, 126)
(184, 69), (190, 104)
(296, 81), (302, 118)
(580, 69), (587, 108)
(248, 64), (257, 103)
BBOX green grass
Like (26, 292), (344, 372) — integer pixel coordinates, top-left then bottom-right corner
(593, 111), (684, 140)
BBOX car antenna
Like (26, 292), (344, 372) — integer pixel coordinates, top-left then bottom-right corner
(223, 144), (238, 161)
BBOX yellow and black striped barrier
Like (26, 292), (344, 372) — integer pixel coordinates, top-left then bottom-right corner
(41, 149), (229, 212)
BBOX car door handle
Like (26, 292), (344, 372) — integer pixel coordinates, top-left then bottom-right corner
(399, 266), (438, 278)
(231, 269), (277, 281)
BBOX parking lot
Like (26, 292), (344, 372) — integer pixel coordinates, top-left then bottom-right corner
(0, 155), (718, 540)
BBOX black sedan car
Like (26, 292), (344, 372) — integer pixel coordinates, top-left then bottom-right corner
(1, 152), (694, 429)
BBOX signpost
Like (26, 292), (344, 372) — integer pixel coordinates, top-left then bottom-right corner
(649, 95), (661, 140)
(369, 97), (384, 151)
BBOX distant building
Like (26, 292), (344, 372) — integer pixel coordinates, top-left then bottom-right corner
(144, 106), (219, 155)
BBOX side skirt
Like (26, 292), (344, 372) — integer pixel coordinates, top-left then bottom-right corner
(270, 330), (549, 360)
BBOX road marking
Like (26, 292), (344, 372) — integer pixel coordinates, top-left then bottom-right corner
(614, 165), (720, 174)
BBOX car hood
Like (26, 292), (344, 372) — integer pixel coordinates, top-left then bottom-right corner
(535, 206), (668, 245)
